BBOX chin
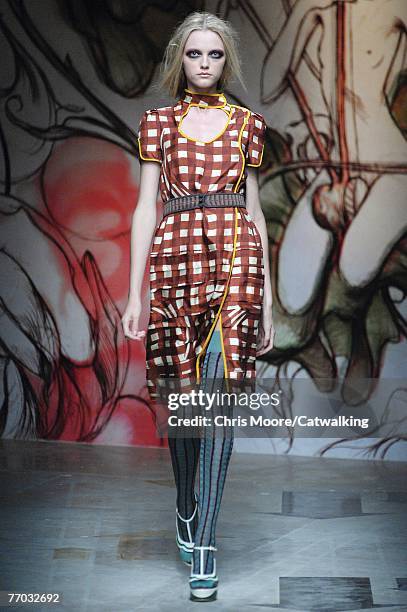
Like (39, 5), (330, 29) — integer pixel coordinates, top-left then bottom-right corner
(191, 78), (218, 89)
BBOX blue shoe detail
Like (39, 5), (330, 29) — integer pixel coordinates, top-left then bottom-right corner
(177, 541), (193, 566)
(189, 578), (218, 588)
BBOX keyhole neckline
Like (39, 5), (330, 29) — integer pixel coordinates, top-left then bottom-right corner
(177, 105), (232, 144)
(177, 88), (231, 144)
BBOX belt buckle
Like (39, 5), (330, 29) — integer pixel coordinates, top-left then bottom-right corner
(198, 193), (206, 208)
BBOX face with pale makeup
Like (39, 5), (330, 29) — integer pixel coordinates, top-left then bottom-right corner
(182, 28), (226, 93)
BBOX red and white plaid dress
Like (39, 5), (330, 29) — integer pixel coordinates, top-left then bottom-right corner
(137, 88), (267, 401)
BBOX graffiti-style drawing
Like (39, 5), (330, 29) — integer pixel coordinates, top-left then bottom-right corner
(0, 193), (130, 441)
(0, 0), (201, 444)
(1, 0), (405, 455)
(263, 0), (406, 293)
(214, 0), (406, 455)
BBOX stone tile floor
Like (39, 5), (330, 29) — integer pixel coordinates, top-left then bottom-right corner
(0, 439), (406, 611)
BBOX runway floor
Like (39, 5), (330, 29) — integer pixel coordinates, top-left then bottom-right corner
(1, 439), (407, 611)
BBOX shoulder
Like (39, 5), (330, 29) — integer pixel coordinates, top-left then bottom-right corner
(246, 109), (267, 136)
(229, 104), (266, 125)
(229, 103), (250, 117)
(143, 105), (174, 116)
(247, 108), (266, 126)
(250, 109), (266, 122)
(139, 106), (174, 126)
(138, 108), (159, 129)
(139, 105), (172, 118)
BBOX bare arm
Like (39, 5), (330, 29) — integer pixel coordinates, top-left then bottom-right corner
(122, 160), (161, 340)
(246, 167), (272, 309)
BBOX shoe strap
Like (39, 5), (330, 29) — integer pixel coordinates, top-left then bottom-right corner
(175, 492), (199, 547)
(176, 491), (199, 523)
(190, 545), (218, 579)
(176, 501), (198, 523)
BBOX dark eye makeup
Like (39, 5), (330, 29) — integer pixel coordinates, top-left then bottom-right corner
(185, 49), (224, 58)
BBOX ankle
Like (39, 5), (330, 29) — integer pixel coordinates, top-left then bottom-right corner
(192, 544), (216, 575)
(176, 494), (199, 543)
(177, 511), (198, 542)
(176, 501), (195, 520)
(176, 490), (198, 518)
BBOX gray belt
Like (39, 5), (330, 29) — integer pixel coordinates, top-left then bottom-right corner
(162, 192), (246, 217)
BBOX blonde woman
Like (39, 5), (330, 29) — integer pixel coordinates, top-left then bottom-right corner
(122, 10), (274, 602)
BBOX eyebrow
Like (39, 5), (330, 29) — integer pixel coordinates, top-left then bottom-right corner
(185, 48), (224, 52)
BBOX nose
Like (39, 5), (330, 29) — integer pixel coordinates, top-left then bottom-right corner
(200, 55), (209, 69)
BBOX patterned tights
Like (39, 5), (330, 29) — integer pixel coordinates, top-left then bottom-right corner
(168, 329), (234, 574)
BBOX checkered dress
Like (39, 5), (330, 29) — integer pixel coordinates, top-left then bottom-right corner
(137, 88), (267, 401)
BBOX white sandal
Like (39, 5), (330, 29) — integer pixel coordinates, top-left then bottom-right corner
(175, 492), (199, 566)
(189, 545), (218, 601)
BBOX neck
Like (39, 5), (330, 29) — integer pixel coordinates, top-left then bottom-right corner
(185, 84), (219, 95)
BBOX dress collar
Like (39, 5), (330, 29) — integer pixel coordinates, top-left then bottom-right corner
(181, 88), (227, 108)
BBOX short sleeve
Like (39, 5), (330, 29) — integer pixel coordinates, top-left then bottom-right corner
(137, 109), (162, 163)
(246, 111), (266, 167)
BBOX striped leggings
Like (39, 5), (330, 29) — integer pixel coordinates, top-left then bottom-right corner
(168, 329), (233, 574)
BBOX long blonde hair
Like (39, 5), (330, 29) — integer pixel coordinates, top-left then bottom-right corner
(158, 11), (245, 100)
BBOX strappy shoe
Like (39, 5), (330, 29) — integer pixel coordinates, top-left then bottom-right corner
(175, 492), (199, 566)
(189, 545), (218, 601)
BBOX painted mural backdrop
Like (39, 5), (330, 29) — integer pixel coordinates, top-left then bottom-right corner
(0, 0), (406, 456)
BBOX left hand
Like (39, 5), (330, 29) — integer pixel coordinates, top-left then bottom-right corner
(256, 305), (275, 356)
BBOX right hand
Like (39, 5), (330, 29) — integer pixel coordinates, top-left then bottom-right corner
(121, 298), (146, 341)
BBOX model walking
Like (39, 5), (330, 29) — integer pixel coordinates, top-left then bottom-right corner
(122, 11), (274, 602)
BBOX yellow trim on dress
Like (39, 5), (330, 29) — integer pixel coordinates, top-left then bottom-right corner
(195, 105), (250, 383)
(231, 107), (250, 193)
(178, 106), (232, 144)
(246, 142), (265, 167)
(230, 105), (265, 169)
(138, 137), (161, 163)
(195, 207), (239, 384)
(218, 311), (228, 378)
